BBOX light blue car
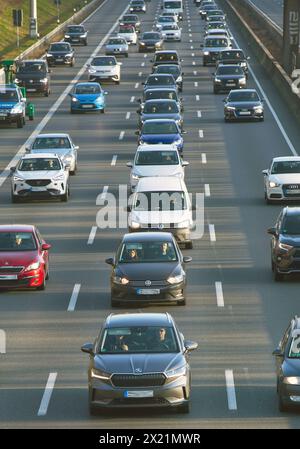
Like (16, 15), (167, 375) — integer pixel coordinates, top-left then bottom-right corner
(69, 82), (107, 113)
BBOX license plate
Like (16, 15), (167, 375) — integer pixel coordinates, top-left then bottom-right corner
(239, 111), (251, 115)
(82, 104), (93, 108)
(0, 113), (7, 117)
(137, 289), (160, 295)
(226, 83), (236, 86)
(31, 187), (45, 192)
(72, 39), (79, 42)
(56, 58), (63, 61)
(0, 275), (17, 280)
(286, 189), (300, 194)
(26, 88), (36, 92)
(0, 116), (7, 120)
(124, 390), (154, 398)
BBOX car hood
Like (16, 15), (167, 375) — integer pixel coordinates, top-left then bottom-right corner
(220, 59), (246, 65)
(49, 51), (71, 55)
(94, 352), (184, 374)
(16, 73), (47, 80)
(73, 93), (102, 101)
(131, 210), (190, 225)
(133, 165), (182, 177)
(282, 358), (300, 376)
(216, 74), (244, 80)
(226, 101), (262, 108)
(30, 148), (70, 156)
(204, 46), (231, 52)
(144, 85), (177, 91)
(0, 251), (37, 266)
(141, 113), (181, 121)
(116, 261), (179, 280)
(16, 170), (62, 179)
(141, 134), (180, 144)
(90, 65), (117, 71)
(268, 174), (300, 184)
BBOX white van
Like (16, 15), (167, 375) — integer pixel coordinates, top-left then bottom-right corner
(162, 0), (184, 21)
(128, 176), (193, 248)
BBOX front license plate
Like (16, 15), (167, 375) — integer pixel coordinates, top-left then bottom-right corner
(0, 116), (7, 120)
(137, 289), (160, 295)
(0, 275), (18, 280)
(226, 83), (236, 86)
(82, 104), (93, 108)
(124, 390), (154, 398)
(56, 58), (63, 61)
(286, 189), (300, 194)
(72, 39), (79, 42)
(239, 111), (251, 115)
(31, 187), (45, 192)
(26, 88), (36, 92)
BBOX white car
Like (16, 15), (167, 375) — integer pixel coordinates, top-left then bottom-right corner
(262, 157), (300, 203)
(87, 56), (122, 84)
(161, 24), (182, 41)
(155, 16), (177, 31)
(118, 27), (138, 45)
(11, 153), (70, 203)
(127, 144), (188, 191)
(205, 29), (233, 41)
(26, 133), (78, 175)
(161, 12), (179, 22)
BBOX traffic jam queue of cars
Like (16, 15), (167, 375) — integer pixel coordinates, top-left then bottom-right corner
(1, 0), (300, 415)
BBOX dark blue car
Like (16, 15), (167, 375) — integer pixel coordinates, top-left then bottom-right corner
(69, 82), (107, 113)
(135, 119), (186, 154)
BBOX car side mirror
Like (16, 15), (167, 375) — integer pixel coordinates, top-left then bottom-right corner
(262, 169), (268, 175)
(74, 146), (79, 150)
(135, 130), (140, 135)
(267, 227), (277, 236)
(137, 99), (141, 103)
(104, 92), (108, 95)
(86, 64), (90, 68)
(222, 98), (227, 103)
(126, 162), (133, 168)
(272, 348), (283, 357)
(42, 243), (51, 251)
(261, 98), (265, 102)
(183, 256), (192, 263)
(10, 166), (16, 173)
(105, 257), (114, 265)
(182, 161), (189, 167)
(181, 130), (187, 134)
(184, 340), (198, 352)
(247, 56), (250, 60)
(81, 343), (94, 355)
(25, 147), (30, 153)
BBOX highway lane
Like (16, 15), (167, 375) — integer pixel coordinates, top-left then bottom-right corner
(245, 0), (283, 29)
(0, 0), (300, 428)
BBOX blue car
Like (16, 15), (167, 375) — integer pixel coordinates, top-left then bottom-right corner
(136, 118), (186, 154)
(69, 82), (107, 113)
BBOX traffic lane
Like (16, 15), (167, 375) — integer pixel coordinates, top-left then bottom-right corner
(245, 0), (283, 28)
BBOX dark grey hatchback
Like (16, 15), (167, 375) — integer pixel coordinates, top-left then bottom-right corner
(81, 312), (198, 414)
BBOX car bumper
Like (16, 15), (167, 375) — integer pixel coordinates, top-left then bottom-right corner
(267, 186), (300, 201)
(64, 37), (86, 44)
(111, 281), (185, 304)
(129, 227), (191, 244)
(71, 102), (105, 112)
(89, 74), (119, 82)
(0, 112), (23, 124)
(46, 56), (73, 65)
(14, 81), (49, 94)
(279, 384), (300, 406)
(224, 109), (263, 120)
(0, 268), (44, 289)
(214, 82), (244, 92)
(162, 35), (181, 41)
(105, 49), (128, 56)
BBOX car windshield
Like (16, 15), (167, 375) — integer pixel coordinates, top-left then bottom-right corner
(164, 1), (182, 7)
(146, 75), (175, 86)
(108, 38), (125, 45)
(32, 137), (71, 149)
(271, 161), (300, 174)
(203, 5), (217, 10)
(16, 62), (46, 73)
(282, 215), (300, 235)
(133, 191), (187, 211)
(155, 53), (178, 62)
(0, 90), (18, 101)
(119, 28), (134, 33)
(143, 101), (178, 114)
(208, 9), (223, 14)
(288, 334), (300, 358)
(99, 326), (179, 354)
(217, 66), (243, 75)
(205, 38), (228, 47)
(91, 57), (116, 66)
(118, 240), (178, 263)
(142, 121), (178, 134)
(142, 33), (160, 39)
(155, 66), (180, 76)
(208, 23), (225, 29)
(123, 15), (137, 21)
(74, 84), (101, 94)
(0, 232), (36, 251)
(18, 158), (61, 171)
(208, 15), (224, 21)
(158, 17), (175, 23)
(228, 91), (259, 102)
(144, 90), (178, 101)
(67, 26), (84, 33)
(221, 51), (244, 60)
(132, 0), (143, 4)
(49, 44), (70, 51)
(136, 150), (179, 165)
(162, 25), (178, 30)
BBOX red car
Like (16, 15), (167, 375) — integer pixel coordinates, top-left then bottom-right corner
(0, 225), (51, 290)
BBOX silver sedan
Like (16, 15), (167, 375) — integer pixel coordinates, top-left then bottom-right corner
(105, 37), (129, 57)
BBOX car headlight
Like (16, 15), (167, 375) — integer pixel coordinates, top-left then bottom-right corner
(14, 78), (20, 83)
(174, 138), (182, 146)
(65, 53), (73, 57)
(226, 106), (236, 111)
(278, 242), (293, 251)
(214, 77), (221, 83)
(241, 62), (247, 67)
(24, 261), (40, 272)
(113, 276), (130, 285)
(91, 368), (111, 380)
(254, 106), (263, 113)
(203, 51), (209, 55)
(53, 174), (65, 181)
(80, 34), (86, 38)
(165, 365), (186, 378)
(46, 53), (53, 57)
(63, 153), (73, 162)
(167, 274), (184, 284)
(65, 35), (70, 38)
(177, 76), (182, 82)
(89, 69), (97, 74)
(140, 42), (145, 46)
(130, 221), (141, 229)
(239, 77), (246, 84)
(40, 78), (48, 83)
(269, 181), (280, 188)
(177, 220), (190, 228)
(131, 173), (140, 181)
(13, 175), (25, 182)
(72, 97), (79, 102)
(11, 105), (23, 114)
(283, 377), (300, 385)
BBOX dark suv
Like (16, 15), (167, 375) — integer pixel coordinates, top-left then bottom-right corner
(81, 312), (198, 414)
(216, 49), (250, 77)
(14, 59), (50, 96)
(46, 42), (75, 67)
(64, 24), (88, 46)
(273, 315), (300, 411)
(268, 207), (300, 281)
(151, 51), (182, 71)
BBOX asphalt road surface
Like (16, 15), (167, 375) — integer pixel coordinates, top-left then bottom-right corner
(245, 0), (283, 29)
(0, 0), (300, 429)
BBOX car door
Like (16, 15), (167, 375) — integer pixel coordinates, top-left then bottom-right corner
(35, 228), (49, 273)
(276, 324), (291, 383)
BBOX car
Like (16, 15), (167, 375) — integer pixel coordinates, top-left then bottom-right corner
(46, 42), (75, 67)
(213, 64), (247, 93)
(81, 312), (198, 413)
(205, 21), (228, 32)
(129, 0), (146, 12)
(138, 87), (184, 113)
(0, 224), (51, 291)
(223, 89), (264, 122)
(10, 153), (70, 202)
(0, 83), (27, 128)
(206, 14), (227, 23)
(273, 315), (300, 411)
(162, 0), (184, 21)
(201, 36), (232, 66)
(199, 3), (218, 19)
(119, 14), (141, 32)
(206, 10), (226, 21)
(267, 207), (300, 281)
(14, 59), (51, 97)
(153, 64), (184, 91)
(161, 11), (179, 22)
(64, 24), (88, 45)
(155, 15), (177, 31)
(126, 144), (188, 191)
(69, 82), (107, 114)
(26, 133), (78, 175)
(138, 32), (164, 52)
(137, 99), (183, 129)
(205, 29), (232, 41)
(128, 177), (194, 248)
(87, 56), (122, 84)
(142, 74), (177, 92)
(151, 50), (182, 70)
(216, 49), (250, 77)
(105, 37), (129, 57)
(136, 118), (186, 154)
(160, 23), (182, 41)
(118, 26), (138, 45)
(105, 232), (192, 306)
(262, 157), (300, 204)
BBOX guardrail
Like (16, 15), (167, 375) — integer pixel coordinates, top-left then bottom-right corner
(0, 69), (5, 84)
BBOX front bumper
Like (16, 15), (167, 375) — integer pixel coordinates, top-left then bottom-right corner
(71, 101), (105, 112)
(46, 55), (73, 65)
(89, 73), (119, 82)
(111, 281), (185, 304)
(224, 108), (263, 121)
(214, 81), (244, 92)
(279, 383), (300, 406)
(129, 226), (191, 245)
(13, 180), (66, 199)
(14, 80), (49, 94)
(267, 185), (300, 201)
(0, 268), (44, 289)
(0, 111), (23, 124)
(162, 34), (181, 41)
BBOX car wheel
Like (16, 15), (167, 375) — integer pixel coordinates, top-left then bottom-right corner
(176, 401), (190, 414)
(185, 241), (193, 249)
(46, 265), (50, 280)
(84, 40), (88, 46)
(177, 298), (186, 306)
(89, 403), (98, 415)
(60, 186), (69, 202)
(111, 297), (121, 308)
(265, 192), (272, 204)
(274, 266), (284, 282)
(37, 272), (46, 291)
(17, 117), (24, 128)
(100, 108), (105, 114)
(11, 193), (20, 203)
(44, 89), (50, 97)
(224, 117), (230, 123)
(115, 80), (120, 85)
(213, 88), (219, 94)
(71, 59), (75, 67)
(278, 394), (289, 412)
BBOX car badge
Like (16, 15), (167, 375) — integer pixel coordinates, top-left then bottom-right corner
(158, 224), (164, 230)
(145, 280), (152, 287)
(135, 368), (142, 374)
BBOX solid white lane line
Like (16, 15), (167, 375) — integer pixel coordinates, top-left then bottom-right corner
(126, 112), (131, 119)
(37, 373), (57, 416)
(119, 131), (125, 140)
(225, 370), (237, 410)
(199, 129), (204, 138)
(209, 224), (216, 242)
(68, 284), (81, 311)
(196, 95), (200, 101)
(130, 96), (135, 103)
(215, 281), (224, 307)
(204, 183), (210, 197)
(201, 153), (207, 163)
(197, 110), (202, 117)
(101, 185), (108, 200)
(87, 226), (97, 245)
(111, 155), (117, 166)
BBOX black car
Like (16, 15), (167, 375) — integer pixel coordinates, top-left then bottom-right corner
(64, 24), (88, 46)
(223, 89), (264, 122)
(268, 207), (300, 281)
(138, 32), (164, 52)
(273, 315), (300, 411)
(153, 64), (184, 91)
(137, 99), (183, 129)
(81, 312), (198, 414)
(14, 59), (51, 97)
(217, 49), (250, 77)
(200, 4), (218, 19)
(129, 0), (146, 13)
(106, 232), (192, 307)
(46, 42), (75, 67)
(119, 14), (141, 32)
(213, 64), (246, 93)
(151, 51), (182, 71)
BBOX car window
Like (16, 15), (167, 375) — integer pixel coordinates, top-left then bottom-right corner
(155, 66), (180, 76)
(146, 75), (175, 86)
(228, 91), (259, 102)
(0, 232), (37, 251)
(74, 84), (101, 94)
(205, 38), (228, 47)
(144, 90), (178, 101)
(271, 161), (300, 174)
(217, 66), (243, 75)
(143, 101), (178, 114)
(133, 191), (187, 211)
(49, 43), (70, 51)
(142, 121), (178, 134)
(281, 214), (300, 235)
(118, 241), (178, 263)
(18, 158), (61, 171)
(67, 26), (84, 33)
(288, 333), (300, 358)
(162, 25), (178, 30)
(221, 51), (244, 60)
(16, 62), (46, 73)
(142, 33), (160, 39)
(91, 57), (116, 66)
(0, 90), (18, 101)
(32, 137), (71, 149)
(136, 150), (179, 165)
(108, 38), (126, 45)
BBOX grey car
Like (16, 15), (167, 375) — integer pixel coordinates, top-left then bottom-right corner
(201, 36), (232, 66)
(142, 74), (177, 92)
(137, 99), (183, 129)
(105, 37), (129, 57)
(81, 312), (198, 414)
(138, 88), (184, 113)
(153, 64), (184, 92)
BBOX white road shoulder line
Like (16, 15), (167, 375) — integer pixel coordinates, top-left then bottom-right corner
(37, 373), (57, 416)
(68, 284), (81, 311)
(225, 370), (237, 410)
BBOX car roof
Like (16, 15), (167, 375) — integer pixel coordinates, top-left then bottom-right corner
(0, 224), (36, 233)
(137, 144), (178, 152)
(229, 88), (258, 93)
(34, 133), (70, 139)
(144, 98), (177, 104)
(220, 48), (243, 53)
(147, 73), (175, 78)
(123, 231), (174, 242)
(20, 59), (46, 64)
(136, 176), (184, 191)
(217, 64), (243, 69)
(155, 50), (179, 55)
(105, 312), (174, 328)
(21, 153), (61, 159)
(284, 207), (300, 216)
(144, 87), (177, 92)
(272, 157), (300, 162)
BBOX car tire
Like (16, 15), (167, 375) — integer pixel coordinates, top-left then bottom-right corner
(100, 108), (105, 114)
(37, 272), (46, 291)
(89, 403), (98, 415)
(115, 80), (120, 85)
(185, 241), (193, 249)
(11, 193), (20, 203)
(224, 117), (230, 123)
(44, 89), (50, 97)
(259, 117), (264, 122)
(17, 117), (24, 128)
(278, 394), (289, 412)
(60, 186), (69, 202)
(111, 297), (121, 308)
(46, 265), (50, 280)
(71, 59), (75, 67)
(213, 87), (219, 94)
(84, 40), (88, 46)
(274, 266), (284, 282)
(177, 298), (186, 306)
(176, 401), (190, 413)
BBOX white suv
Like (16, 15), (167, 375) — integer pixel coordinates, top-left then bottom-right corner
(262, 157), (300, 204)
(11, 153), (70, 203)
(87, 56), (122, 84)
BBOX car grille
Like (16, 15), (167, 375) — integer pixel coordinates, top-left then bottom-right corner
(209, 52), (220, 60)
(111, 397), (169, 405)
(282, 184), (300, 197)
(111, 373), (166, 387)
(0, 109), (11, 114)
(0, 266), (24, 274)
(131, 280), (168, 287)
(26, 179), (51, 187)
